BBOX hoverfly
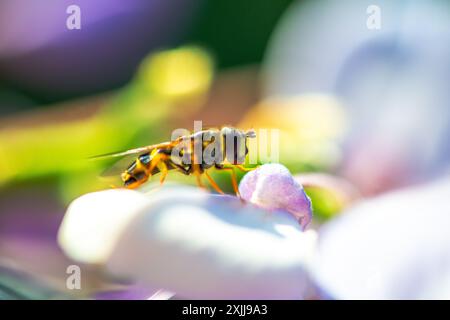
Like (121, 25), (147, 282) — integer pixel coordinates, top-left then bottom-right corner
(92, 127), (256, 195)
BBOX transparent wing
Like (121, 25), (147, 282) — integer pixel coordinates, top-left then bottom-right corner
(98, 153), (140, 178)
(90, 142), (174, 178)
(88, 142), (171, 160)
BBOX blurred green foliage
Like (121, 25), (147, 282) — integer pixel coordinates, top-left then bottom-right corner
(0, 46), (214, 202)
(186, 0), (295, 68)
(305, 186), (344, 221)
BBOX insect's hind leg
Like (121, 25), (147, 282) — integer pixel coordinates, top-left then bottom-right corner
(158, 158), (169, 185)
(147, 152), (169, 187)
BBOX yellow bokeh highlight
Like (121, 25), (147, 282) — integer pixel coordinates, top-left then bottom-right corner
(138, 46), (214, 100)
(239, 94), (348, 171)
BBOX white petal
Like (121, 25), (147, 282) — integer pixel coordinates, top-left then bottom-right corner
(58, 189), (150, 264)
(58, 186), (317, 299)
(312, 178), (450, 299)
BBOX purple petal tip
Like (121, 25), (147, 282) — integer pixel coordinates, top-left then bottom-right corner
(239, 164), (312, 229)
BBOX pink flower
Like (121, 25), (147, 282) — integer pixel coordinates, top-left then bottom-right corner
(239, 164), (312, 229)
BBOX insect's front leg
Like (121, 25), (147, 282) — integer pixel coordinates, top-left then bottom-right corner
(215, 164), (240, 197)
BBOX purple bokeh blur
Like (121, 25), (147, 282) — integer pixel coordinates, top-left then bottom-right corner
(0, 0), (200, 100)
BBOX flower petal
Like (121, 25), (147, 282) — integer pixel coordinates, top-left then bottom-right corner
(58, 186), (317, 299)
(239, 164), (313, 229)
(312, 178), (450, 299)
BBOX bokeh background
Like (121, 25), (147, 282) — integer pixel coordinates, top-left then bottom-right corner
(1, 0), (449, 298)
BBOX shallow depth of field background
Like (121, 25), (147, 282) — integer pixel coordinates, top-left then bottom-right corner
(0, 0), (449, 297)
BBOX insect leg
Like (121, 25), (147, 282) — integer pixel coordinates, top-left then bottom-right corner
(235, 164), (256, 172)
(196, 173), (205, 188)
(190, 143), (207, 189)
(147, 152), (164, 175)
(191, 164), (205, 189)
(217, 166), (240, 196)
(158, 157), (169, 185)
(204, 170), (225, 194)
